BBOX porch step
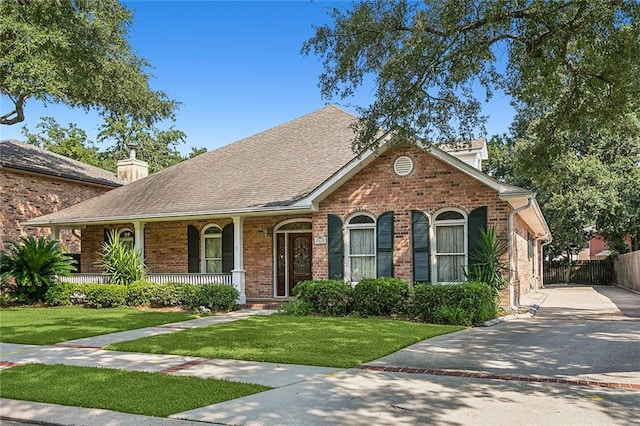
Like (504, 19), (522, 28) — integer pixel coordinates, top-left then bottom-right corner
(243, 299), (288, 310)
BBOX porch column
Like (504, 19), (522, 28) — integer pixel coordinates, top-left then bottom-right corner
(133, 221), (145, 255)
(232, 216), (246, 304)
(49, 225), (60, 241)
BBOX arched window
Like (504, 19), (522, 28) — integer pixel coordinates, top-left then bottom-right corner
(202, 225), (222, 273)
(433, 209), (467, 282)
(118, 228), (134, 249)
(346, 214), (376, 282)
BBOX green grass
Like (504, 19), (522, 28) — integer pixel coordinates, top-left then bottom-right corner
(108, 315), (465, 368)
(0, 306), (196, 345)
(0, 364), (270, 417)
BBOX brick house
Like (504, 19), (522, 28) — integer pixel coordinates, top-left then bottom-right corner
(1, 139), (123, 254)
(24, 106), (550, 307)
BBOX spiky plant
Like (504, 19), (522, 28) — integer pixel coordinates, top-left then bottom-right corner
(98, 230), (146, 285)
(465, 227), (509, 295)
(0, 236), (76, 302)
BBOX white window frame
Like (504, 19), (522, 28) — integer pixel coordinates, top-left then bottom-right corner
(201, 224), (223, 274)
(345, 213), (376, 282)
(432, 208), (467, 283)
(118, 228), (134, 249)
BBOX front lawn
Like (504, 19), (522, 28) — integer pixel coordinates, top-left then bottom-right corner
(108, 315), (465, 368)
(0, 306), (196, 345)
(0, 364), (269, 417)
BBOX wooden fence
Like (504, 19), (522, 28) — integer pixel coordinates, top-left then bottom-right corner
(615, 251), (640, 292)
(543, 260), (614, 285)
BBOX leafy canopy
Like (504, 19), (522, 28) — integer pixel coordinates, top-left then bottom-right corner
(303, 0), (640, 152)
(0, 0), (176, 125)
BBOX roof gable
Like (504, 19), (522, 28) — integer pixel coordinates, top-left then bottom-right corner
(0, 139), (123, 187)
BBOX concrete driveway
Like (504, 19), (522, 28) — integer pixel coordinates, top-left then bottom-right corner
(177, 285), (640, 426)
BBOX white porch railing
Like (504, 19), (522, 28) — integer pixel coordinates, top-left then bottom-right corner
(59, 273), (233, 286)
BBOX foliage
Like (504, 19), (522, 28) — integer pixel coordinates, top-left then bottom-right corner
(44, 282), (79, 306)
(353, 278), (410, 317)
(465, 227), (509, 294)
(413, 282), (498, 326)
(278, 298), (314, 316)
(188, 284), (238, 312)
(0, 306), (195, 345)
(0, 364), (269, 417)
(98, 231), (147, 286)
(22, 116), (207, 174)
(84, 284), (128, 309)
(0, 236), (76, 302)
(486, 116), (640, 257)
(303, 1), (640, 153)
(0, 0), (176, 125)
(108, 315), (464, 368)
(292, 280), (354, 316)
(125, 280), (162, 306)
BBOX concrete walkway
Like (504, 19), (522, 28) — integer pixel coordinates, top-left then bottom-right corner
(2, 285), (639, 425)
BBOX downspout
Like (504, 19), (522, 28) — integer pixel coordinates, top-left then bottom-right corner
(508, 196), (533, 310)
(540, 234), (553, 289)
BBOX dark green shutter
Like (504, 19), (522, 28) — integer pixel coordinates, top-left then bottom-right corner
(222, 223), (234, 273)
(412, 211), (430, 282)
(376, 211), (394, 278)
(327, 214), (344, 280)
(103, 228), (113, 245)
(468, 206), (488, 263)
(187, 225), (200, 273)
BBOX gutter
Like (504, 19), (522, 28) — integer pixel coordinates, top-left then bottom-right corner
(508, 195), (533, 310)
(540, 234), (553, 289)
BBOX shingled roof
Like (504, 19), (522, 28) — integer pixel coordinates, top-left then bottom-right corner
(1, 139), (123, 187)
(24, 105), (359, 225)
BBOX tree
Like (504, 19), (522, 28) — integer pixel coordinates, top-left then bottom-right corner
(303, 1), (640, 153)
(22, 116), (207, 174)
(1, 0), (176, 125)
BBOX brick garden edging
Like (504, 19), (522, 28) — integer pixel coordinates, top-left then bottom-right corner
(355, 365), (640, 390)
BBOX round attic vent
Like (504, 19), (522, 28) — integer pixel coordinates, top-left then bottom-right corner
(393, 156), (413, 176)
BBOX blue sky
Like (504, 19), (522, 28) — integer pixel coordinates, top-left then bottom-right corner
(1, 1), (514, 154)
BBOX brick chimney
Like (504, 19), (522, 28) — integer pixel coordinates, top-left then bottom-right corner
(117, 144), (148, 183)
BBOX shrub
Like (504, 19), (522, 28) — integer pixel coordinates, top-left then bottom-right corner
(150, 283), (191, 307)
(98, 231), (146, 286)
(45, 282), (80, 306)
(293, 280), (353, 316)
(190, 284), (239, 312)
(84, 284), (128, 308)
(0, 236), (76, 302)
(278, 298), (314, 316)
(353, 278), (410, 317)
(413, 281), (498, 326)
(126, 280), (163, 306)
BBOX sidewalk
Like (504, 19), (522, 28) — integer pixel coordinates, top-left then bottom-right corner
(0, 308), (342, 425)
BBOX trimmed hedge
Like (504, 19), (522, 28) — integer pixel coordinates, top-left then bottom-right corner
(292, 280), (353, 316)
(45, 281), (239, 311)
(353, 278), (410, 316)
(413, 281), (498, 326)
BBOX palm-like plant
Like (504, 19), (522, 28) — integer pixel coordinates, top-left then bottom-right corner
(0, 236), (76, 302)
(465, 227), (509, 294)
(98, 230), (146, 285)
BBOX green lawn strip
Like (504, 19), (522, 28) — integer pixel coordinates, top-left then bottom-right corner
(0, 306), (196, 345)
(0, 364), (270, 418)
(108, 315), (465, 368)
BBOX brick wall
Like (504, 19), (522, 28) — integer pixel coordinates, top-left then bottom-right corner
(78, 144), (541, 304)
(1, 169), (114, 253)
(313, 145), (512, 287)
(513, 215), (538, 301)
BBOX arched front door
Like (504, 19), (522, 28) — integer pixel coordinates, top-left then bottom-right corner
(275, 221), (312, 297)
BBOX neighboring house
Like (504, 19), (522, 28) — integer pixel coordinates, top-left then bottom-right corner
(0, 139), (124, 254)
(23, 106), (550, 307)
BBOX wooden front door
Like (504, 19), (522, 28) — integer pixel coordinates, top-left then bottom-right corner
(288, 233), (312, 295)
